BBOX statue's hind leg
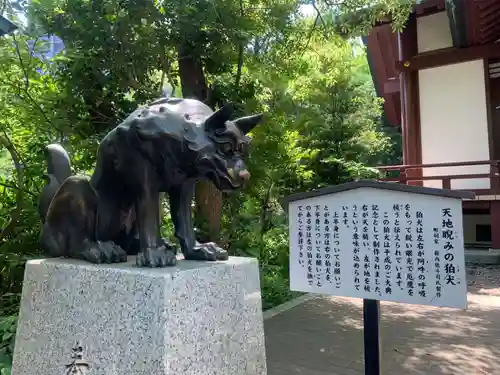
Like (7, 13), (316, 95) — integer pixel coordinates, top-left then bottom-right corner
(78, 239), (128, 264)
(40, 221), (65, 257)
(44, 176), (127, 263)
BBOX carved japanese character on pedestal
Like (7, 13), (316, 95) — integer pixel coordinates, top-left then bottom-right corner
(65, 344), (89, 375)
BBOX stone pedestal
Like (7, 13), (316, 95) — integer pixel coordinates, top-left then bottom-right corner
(11, 256), (267, 375)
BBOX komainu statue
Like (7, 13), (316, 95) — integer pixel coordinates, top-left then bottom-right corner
(38, 98), (263, 267)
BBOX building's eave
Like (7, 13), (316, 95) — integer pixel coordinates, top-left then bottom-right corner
(0, 15), (18, 37)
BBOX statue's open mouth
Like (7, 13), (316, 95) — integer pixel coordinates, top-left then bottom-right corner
(196, 155), (244, 192)
(206, 171), (241, 192)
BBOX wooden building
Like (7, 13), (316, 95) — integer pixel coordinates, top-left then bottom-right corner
(364, 0), (500, 252)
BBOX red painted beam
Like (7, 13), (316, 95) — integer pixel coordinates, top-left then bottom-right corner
(395, 42), (500, 72)
(414, 0), (445, 15)
(383, 79), (400, 94)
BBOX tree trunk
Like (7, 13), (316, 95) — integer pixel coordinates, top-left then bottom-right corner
(194, 180), (222, 241)
(177, 41), (223, 242)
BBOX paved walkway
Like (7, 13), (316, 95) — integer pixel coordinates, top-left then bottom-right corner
(264, 265), (500, 375)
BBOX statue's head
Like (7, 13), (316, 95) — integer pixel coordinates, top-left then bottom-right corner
(129, 98), (263, 192)
(197, 104), (263, 192)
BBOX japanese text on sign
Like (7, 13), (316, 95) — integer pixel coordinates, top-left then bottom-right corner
(289, 188), (467, 309)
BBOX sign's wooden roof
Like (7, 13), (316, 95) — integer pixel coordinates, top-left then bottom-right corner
(283, 179), (475, 205)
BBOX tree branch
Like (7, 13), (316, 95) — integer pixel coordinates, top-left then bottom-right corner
(0, 131), (24, 241)
(13, 34), (30, 92)
(234, 0), (245, 89)
(0, 52), (69, 139)
(127, 74), (141, 90)
(160, 51), (177, 96)
(159, 70), (166, 96)
(0, 180), (35, 197)
(27, 36), (39, 68)
(311, 0), (329, 37)
(235, 43), (244, 89)
(302, 13), (320, 56)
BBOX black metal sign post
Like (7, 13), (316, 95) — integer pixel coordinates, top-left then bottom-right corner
(363, 299), (381, 375)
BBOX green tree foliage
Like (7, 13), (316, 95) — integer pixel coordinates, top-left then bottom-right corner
(0, 32), (63, 374)
(0, 0), (412, 371)
(318, 0), (415, 35)
(217, 17), (395, 309)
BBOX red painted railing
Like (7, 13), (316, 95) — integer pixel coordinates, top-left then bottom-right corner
(377, 160), (500, 195)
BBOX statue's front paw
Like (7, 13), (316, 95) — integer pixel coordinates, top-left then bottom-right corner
(184, 242), (228, 261)
(160, 237), (177, 251)
(136, 245), (177, 268)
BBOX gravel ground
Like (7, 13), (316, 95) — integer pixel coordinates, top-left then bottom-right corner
(466, 263), (500, 294)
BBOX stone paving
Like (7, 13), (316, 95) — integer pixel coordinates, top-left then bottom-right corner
(264, 264), (500, 375)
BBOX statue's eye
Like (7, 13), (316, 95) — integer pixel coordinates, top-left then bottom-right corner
(222, 143), (233, 154)
(237, 143), (248, 154)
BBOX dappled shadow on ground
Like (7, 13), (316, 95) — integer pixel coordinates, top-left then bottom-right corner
(264, 267), (500, 375)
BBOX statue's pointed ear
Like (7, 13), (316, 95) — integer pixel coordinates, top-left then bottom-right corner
(233, 113), (263, 135)
(204, 103), (234, 132)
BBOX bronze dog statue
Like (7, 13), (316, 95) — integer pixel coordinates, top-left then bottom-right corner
(38, 97), (263, 267)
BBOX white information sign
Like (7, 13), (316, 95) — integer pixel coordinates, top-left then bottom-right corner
(288, 185), (468, 309)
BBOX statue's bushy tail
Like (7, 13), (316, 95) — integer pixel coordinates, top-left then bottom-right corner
(38, 144), (72, 221)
